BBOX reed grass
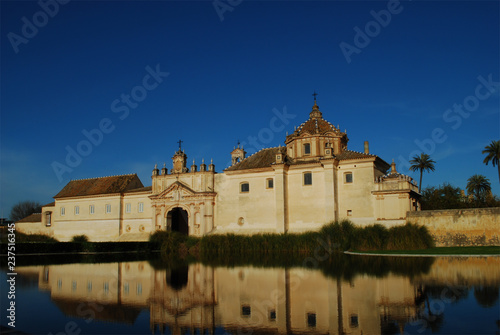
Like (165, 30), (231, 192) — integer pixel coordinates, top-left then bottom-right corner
(151, 220), (435, 260)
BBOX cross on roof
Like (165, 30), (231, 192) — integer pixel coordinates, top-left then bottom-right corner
(312, 91), (318, 101)
(177, 139), (183, 151)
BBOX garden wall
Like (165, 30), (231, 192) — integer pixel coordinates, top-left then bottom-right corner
(406, 207), (500, 247)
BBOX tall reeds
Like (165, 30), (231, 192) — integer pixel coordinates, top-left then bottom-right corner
(152, 220), (434, 260)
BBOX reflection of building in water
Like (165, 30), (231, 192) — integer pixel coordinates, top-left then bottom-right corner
(15, 257), (500, 335)
(149, 263), (217, 335)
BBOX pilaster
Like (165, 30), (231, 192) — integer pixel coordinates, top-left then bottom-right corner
(274, 164), (288, 233)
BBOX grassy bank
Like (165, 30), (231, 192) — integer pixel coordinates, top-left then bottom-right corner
(350, 246), (500, 255)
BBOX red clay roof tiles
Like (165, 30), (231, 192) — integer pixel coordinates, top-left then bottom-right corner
(54, 174), (144, 198)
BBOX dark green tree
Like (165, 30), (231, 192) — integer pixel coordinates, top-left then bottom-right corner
(420, 183), (467, 210)
(482, 140), (500, 183)
(409, 153), (436, 192)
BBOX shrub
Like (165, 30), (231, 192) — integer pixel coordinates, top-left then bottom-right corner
(386, 223), (434, 250)
(71, 235), (89, 243)
(356, 224), (389, 251)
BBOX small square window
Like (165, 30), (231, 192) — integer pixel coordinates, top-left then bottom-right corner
(307, 313), (316, 328)
(347, 210), (352, 216)
(241, 305), (251, 317)
(304, 172), (312, 186)
(241, 182), (249, 193)
(345, 173), (353, 183)
(266, 178), (274, 189)
(304, 143), (311, 155)
(125, 203), (131, 213)
(269, 310), (276, 321)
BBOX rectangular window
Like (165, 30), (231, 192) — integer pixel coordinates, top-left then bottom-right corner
(350, 314), (359, 328)
(87, 281), (92, 293)
(89, 205), (94, 215)
(124, 283), (129, 295)
(57, 279), (62, 289)
(240, 182), (249, 193)
(125, 203), (131, 213)
(347, 210), (352, 216)
(106, 204), (111, 214)
(304, 172), (312, 186)
(304, 143), (311, 155)
(103, 282), (109, 294)
(137, 283), (142, 295)
(72, 281), (77, 291)
(269, 310), (276, 321)
(266, 178), (274, 189)
(74, 206), (79, 215)
(138, 202), (144, 213)
(60, 207), (65, 216)
(345, 172), (353, 183)
(46, 212), (51, 227)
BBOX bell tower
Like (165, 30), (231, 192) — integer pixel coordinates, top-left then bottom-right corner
(231, 141), (246, 166)
(172, 140), (188, 173)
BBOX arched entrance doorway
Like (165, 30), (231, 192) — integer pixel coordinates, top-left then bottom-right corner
(167, 207), (189, 235)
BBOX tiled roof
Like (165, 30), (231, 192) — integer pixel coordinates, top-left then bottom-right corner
(287, 103), (345, 139)
(225, 147), (286, 171)
(16, 213), (41, 223)
(295, 117), (338, 136)
(54, 174), (144, 198)
(43, 202), (55, 207)
(125, 186), (153, 193)
(336, 150), (377, 160)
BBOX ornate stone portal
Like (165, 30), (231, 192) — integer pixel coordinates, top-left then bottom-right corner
(150, 144), (216, 236)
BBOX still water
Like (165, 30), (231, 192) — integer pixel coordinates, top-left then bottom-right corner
(1, 255), (499, 335)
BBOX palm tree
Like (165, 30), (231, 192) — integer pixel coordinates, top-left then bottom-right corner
(482, 140), (500, 183)
(409, 153), (436, 192)
(466, 174), (491, 203)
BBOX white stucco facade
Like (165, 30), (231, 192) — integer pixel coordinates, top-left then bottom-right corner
(16, 100), (420, 241)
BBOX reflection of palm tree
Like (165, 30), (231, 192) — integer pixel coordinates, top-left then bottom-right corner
(421, 292), (445, 333)
(482, 140), (500, 183)
(409, 153), (436, 192)
(474, 286), (499, 308)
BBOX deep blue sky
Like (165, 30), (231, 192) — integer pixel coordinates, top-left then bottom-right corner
(1, 0), (499, 218)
